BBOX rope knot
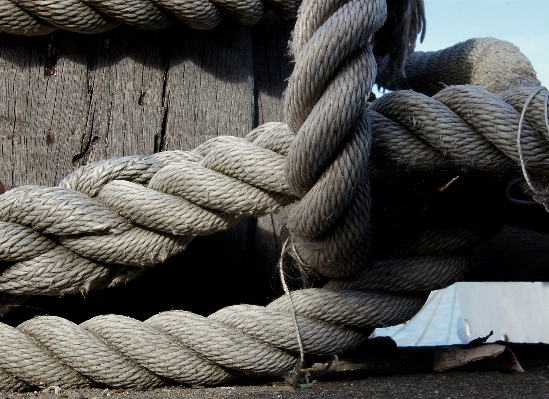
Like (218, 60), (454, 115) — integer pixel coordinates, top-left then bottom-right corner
(283, 0), (387, 278)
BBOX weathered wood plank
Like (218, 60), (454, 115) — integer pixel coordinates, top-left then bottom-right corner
(0, 33), (94, 188)
(162, 20), (255, 150)
(0, 20), (260, 189)
(0, 28), (169, 188)
(252, 12), (293, 126)
(81, 28), (167, 161)
(0, 14), (292, 324)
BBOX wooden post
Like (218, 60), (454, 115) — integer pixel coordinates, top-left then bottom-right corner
(0, 14), (294, 324)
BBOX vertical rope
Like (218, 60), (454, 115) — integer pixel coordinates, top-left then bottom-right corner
(283, 0), (387, 278)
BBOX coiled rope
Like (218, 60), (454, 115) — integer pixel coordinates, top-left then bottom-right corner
(0, 0), (548, 392)
(377, 37), (541, 95)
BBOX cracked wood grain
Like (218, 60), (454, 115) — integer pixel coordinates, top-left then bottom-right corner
(0, 14), (295, 322)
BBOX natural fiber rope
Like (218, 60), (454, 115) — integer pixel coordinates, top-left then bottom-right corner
(0, 87), (545, 391)
(0, 3), (536, 295)
(2, 84), (543, 296)
(283, 0), (388, 278)
(0, 288), (427, 390)
(0, 0), (301, 35)
(377, 37), (541, 95)
(0, 0), (547, 391)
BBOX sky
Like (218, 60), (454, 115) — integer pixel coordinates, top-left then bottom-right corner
(415, 0), (549, 85)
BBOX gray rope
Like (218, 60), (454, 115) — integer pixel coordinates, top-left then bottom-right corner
(58, 155), (165, 198)
(0, 185), (130, 236)
(0, 222), (56, 261)
(371, 89), (511, 172)
(434, 86), (549, 173)
(1, 243), (448, 389)
(1, 75), (541, 394)
(369, 85), (549, 175)
(0, 0), (302, 35)
(0, 0), (547, 390)
(0, 287), (429, 389)
(0, 320), (92, 389)
(0, 85), (546, 297)
(325, 254), (472, 293)
(0, 246), (112, 295)
(0, 366), (29, 392)
(283, 0), (386, 278)
(377, 37), (541, 95)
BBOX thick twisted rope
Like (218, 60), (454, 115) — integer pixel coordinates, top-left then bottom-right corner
(0, 0), (301, 35)
(283, 0), (385, 278)
(0, 288), (429, 390)
(0, 83), (546, 390)
(377, 37), (541, 95)
(0, 85), (547, 296)
(0, 0), (548, 391)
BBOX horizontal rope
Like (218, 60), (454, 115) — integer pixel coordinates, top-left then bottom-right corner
(0, 85), (546, 298)
(0, 0), (302, 35)
(0, 287), (428, 389)
(377, 37), (541, 95)
(0, 84), (544, 390)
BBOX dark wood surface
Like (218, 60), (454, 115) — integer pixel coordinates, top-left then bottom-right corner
(0, 14), (547, 326)
(0, 13), (293, 189)
(0, 13), (294, 324)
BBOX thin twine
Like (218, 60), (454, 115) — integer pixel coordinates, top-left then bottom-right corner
(516, 86), (549, 196)
(279, 224), (312, 289)
(445, 283), (458, 345)
(289, 241), (311, 289)
(278, 237), (306, 386)
(415, 288), (446, 346)
(388, 288), (442, 339)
